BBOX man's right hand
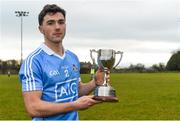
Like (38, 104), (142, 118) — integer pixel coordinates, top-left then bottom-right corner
(73, 95), (101, 110)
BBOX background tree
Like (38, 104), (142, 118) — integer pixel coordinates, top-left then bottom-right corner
(166, 51), (180, 71)
(128, 63), (145, 72)
(80, 62), (91, 74)
(151, 63), (166, 72)
(0, 60), (20, 74)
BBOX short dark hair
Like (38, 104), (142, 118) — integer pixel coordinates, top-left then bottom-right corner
(38, 4), (66, 25)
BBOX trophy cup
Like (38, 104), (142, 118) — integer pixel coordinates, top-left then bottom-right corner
(90, 49), (123, 102)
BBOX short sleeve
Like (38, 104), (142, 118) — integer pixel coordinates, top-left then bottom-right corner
(19, 57), (43, 92)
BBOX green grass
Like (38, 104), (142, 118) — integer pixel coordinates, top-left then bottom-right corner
(0, 75), (30, 119)
(79, 73), (180, 120)
(1, 73), (180, 119)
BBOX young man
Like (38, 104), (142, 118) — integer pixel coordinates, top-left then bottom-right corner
(19, 4), (105, 120)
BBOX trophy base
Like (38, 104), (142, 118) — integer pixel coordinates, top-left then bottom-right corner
(93, 96), (118, 102)
(94, 86), (118, 102)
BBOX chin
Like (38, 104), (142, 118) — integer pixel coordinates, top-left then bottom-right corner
(51, 38), (61, 42)
(53, 40), (62, 44)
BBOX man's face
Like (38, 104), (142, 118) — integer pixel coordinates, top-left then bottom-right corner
(39, 12), (66, 44)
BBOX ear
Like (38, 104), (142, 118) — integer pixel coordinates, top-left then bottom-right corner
(39, 26), (43, 34)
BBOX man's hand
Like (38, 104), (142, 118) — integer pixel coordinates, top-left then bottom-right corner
(73, 95), (101, 110)
(94, 68), (110, 86)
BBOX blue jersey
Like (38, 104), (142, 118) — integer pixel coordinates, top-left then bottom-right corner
(19, 43), (81, 120)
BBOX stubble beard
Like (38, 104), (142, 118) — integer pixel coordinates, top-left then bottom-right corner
(46, 34), (65, 45)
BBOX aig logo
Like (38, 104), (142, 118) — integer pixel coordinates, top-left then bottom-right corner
(55, 78), (78, 102)
(49, 70), (60, 77)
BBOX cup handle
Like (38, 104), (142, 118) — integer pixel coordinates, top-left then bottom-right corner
(113, 51), (123, 68)
(90, 49), (98, 65)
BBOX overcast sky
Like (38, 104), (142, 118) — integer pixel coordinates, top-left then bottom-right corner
(0, 0), (180, 67)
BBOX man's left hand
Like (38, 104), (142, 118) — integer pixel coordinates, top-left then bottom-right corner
(94, 68), (110, 86)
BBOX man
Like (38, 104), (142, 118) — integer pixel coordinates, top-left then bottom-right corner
(19, 4), (106, 120)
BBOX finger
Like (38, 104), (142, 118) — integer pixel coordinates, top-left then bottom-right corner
(90, 98), (102, 104)
(94, 100), (102, 104)
(106, 70), (110, 74)
(83, 96), (99, 106)
(106, 74), (110, 78)
(105, 74), (110, 80)
(86, 95), (95, 98)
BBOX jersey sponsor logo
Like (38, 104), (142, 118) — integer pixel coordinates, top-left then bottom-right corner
(55, 78), (78, 102)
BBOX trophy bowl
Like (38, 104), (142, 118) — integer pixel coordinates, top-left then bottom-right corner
(90, 49), (123, 102)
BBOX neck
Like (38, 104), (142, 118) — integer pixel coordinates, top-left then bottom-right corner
(44, 41), (64, 56)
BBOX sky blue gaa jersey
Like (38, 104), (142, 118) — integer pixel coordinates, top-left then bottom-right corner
(19, 43), (81, 120)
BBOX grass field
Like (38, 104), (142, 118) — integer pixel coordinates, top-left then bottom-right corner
(0, 73), (180, 120)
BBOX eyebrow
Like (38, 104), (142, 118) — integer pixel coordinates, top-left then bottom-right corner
(46, 19), (65, 23)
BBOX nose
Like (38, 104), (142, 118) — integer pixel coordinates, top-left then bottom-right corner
(55, 22), (61, 30)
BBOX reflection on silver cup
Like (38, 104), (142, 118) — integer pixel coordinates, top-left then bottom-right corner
(90, 49), (123, 102)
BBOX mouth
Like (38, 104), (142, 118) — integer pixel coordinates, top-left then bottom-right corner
(53, 33), (62, 36)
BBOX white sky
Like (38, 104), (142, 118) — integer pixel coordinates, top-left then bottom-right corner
(0, 0), (180, 67)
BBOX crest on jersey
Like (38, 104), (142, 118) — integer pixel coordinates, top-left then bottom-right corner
(72, 64), (78, 72)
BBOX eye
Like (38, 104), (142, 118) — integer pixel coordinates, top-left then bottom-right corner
(58, 20), (65, 25)
(47, 21), (53, 25)
(47, 20), (55, 25)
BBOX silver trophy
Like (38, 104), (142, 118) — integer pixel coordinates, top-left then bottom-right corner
(90, 49), (123, 102)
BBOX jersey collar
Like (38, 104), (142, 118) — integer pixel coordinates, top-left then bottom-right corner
(40, 43), (66, 59)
